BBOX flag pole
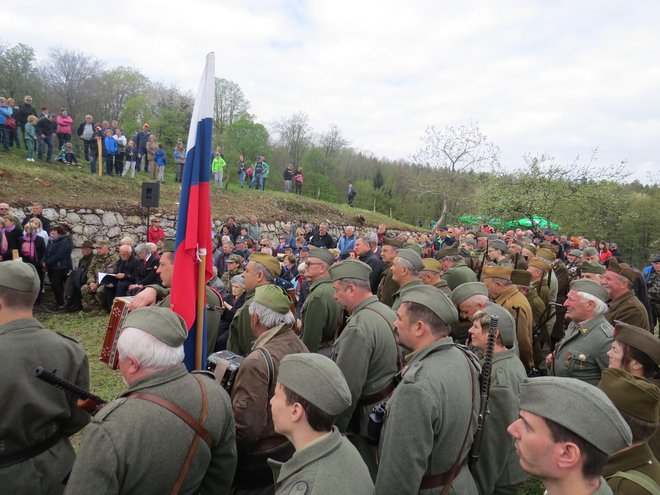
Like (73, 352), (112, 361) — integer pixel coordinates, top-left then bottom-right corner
(195, 249), (207, 369)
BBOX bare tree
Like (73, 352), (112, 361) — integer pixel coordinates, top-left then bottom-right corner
(214, 78), (250, 137)
(318, 124), (348, 157)
(99, 67), (148, 122)
(273, 111), (311, 166)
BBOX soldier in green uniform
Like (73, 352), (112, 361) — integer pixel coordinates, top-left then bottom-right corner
(268, 353), (374, 494)
(377, 237), (403, 307)
(438, 245), (478, 290)
(376, 285), (481, 494)
(451, 282), (490, 344)
(468, 303), (530, 495)
(328, 259), (399, 478)
(547, 279), (613, 385)
(390, 248), (424, 312)
(580, 261), (606, 282)
(507, 377), (632, 495)
(220, 253), (244, 288)
(127, 238), (223, 359)
(513, 269), (547, 369)
(65, 307), (237, 494)
(81, 239), (119, 312)
(298, 248), (343, 353)
(419, 258), (452, 296)
(487, 239), (513, 268)
(0, 261), (90, 495)
(602, 261), (651, 331)
(599, 368), (660, 495)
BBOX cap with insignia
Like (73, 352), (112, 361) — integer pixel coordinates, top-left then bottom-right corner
(0, 260), (40, 292)
(519, 376), (632, 455)
(511, 269), (532, 286)
(381, 237), (405, 248)
(249, 252), (282, 278)
(606, 258), (638, 284)
(527, 258), (550, 272)
(435, 245), (458, 260)
(451, 282), (489, 306)
(307, 248), (336, 267)
(569, 279), (609, 302)
(421, 258), (442, 273)
(489, 239), (508, 253)
(482, 266), (512, 281)
(399, 285), (458, 325)
(568, 249), (583, 257)
(278, 353), (351, 415)
(81, 240), (94, 249)
(613, 320), (660, 367)
(397, 248), (424, 272)
(598, 368), (660, 424)
(480, 302), (516, 347)
(536, 248), (556, 262)
(329, 259), (372, 282)
(162, 237), (175, 253)
(580, 261), (605, 275)
(122, 306), (188, 347)
(253, 284), (291, 314)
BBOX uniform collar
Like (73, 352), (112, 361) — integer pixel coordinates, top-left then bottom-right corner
(603, 443), (656, 477)
(404, 336), (453, 365)
(251, 323), (292, 350)
(122, 365), (189, 395)
(0, 317), (43, 336)
(309, 274), (332, 291)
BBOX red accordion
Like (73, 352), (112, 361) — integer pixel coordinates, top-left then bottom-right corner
(100, 296), (134, 369)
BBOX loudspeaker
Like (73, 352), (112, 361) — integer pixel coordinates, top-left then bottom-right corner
(141, 182), (160, 208)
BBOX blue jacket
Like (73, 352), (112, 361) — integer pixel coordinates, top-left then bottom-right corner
(0, 105), (12, 125)
(337, 235), (356, 259)
(155, 149), (166, 166)
(643, 265), (654, 283)
(45, 235), (73, 270)
(104, 136), (118, 155)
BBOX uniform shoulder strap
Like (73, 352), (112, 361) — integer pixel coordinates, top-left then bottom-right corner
(608, 470), (660, 493)
(256, 347), (275, 396)
(363, 304), (403, 370)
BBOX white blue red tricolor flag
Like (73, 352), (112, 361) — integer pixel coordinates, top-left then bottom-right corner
(171, 53), (215, 370)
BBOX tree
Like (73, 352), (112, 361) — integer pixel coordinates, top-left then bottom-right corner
(214, 78), (250, 138)
(224, 118), (269, 163)
(273, 112), (311, 166)
(373, 168), (385, 190)
(0, 42), (40, 99)
(99, 67), (149, 122)
(318, 124), (347, 158)
(412, 122), (500, 225)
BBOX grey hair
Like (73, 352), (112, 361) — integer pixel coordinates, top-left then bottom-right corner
(335, 278), (371, 291)
(230, 274), (245, 288)
(576, 291), (609, 316)
(117, 327), (184, 370)
(135, 243), (150, 256)
(248, 301), (296, 328)
(365, 232), (378, 245)
(253, 261), (275, 282)
(464, 294), (489, 307)
(397, 257), (419, 277)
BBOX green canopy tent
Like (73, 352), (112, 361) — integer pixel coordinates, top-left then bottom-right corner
(458, 215), (507, 228)
(506, 216), (560, 231)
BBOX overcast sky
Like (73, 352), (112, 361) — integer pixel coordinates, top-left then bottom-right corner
(5, 1), (659, 182)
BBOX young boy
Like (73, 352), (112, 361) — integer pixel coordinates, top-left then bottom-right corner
(155, 144), (166, 183)
(123, 139), (137, 178)
(103, 129), (117, 176)
(24, 115), (38, 162)
(211, 151), (226, 189)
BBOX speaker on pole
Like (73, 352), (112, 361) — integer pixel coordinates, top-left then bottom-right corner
(141, 182), (160, 208)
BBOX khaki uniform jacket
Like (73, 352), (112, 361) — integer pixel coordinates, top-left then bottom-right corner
(0, 318), (90, 495)
(332, 296), (399, 435)
(471, 348), (529, 495)
(606, 291), (652, 331)
(65, 366), (236, 495)
(442, 261), (478, 290)
(604, 443), (660, 495)
(269, 427), (374, 495)
(300, 275), (343, 353)
(494, 286), (534, 370)
(376, 337), (480, 495)
(433, 279), (453, 297)
(227, 288), (256, 356)
(526, 288), (547, 367)
(86, 251), (119, 284)
(391, 279), (424, 312)
(377, 265), (399, 307)
(551, 314), (613, 386)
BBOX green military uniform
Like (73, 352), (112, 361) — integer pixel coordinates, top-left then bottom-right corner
(442, 260), (477, 290)
(81, 250), (119, 310)
(606, 291), (652, 331)
(525, 287), (547, 368)
(391, 278), (423, 312)
(65, 367), (236, 494)
(0, 318), (90, 495)
(471, 348), (530, 495)
(604, 443), (660, 494)
(551, 314), (613, 385)
(227, 288), (256, 356)
(376, 337), (480, 494)
(300, 275), (343, 353)
(377, 264), (399, 307)
(269, 428), (374, 495)
(220, 265), (244, 288)
(433, 279), (452, 297)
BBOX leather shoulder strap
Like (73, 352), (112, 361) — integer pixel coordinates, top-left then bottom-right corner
(363, 305), (404, 370)
(256, 347), (275, 396)
(608, 470), (660, 493)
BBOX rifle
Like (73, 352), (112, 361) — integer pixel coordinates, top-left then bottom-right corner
(533, 302), (566, 339)
(35, 367), (107, 411)
(477, 239), (489, 281)
(469, 315), (498, 468)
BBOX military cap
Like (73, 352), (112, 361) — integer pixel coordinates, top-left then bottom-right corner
(536, 248), (556, 262)
(581, 261), (605, 275)
(606, 258), (637, 284)
(511, 269), (532, 286)
(405, 243), (423, 256)
(253, 284), (291, 314)
(81, 240), (94, 249)
(122, 306), (188, 347)
(568, 249), (583, 257)
(307, 247), (336, 266)
(598, 368), (660, 424)
(652, 254), (660, 263)
(523, 244), (537, 255)
(489, 239), (508, 253)
(227, 254), (243, 264)
(486, 234), (499, 241)
(451, 282), (489, 306)
(94, 239), (109, 247)
(278, 353), (351, 415)
(527, 258), (550, 272)
(458, 247), (473, 258)
(329, 259), (372, 282)
(235, 236), (248, 244)
(543, 229), (554, 236)
(480, 302), (516, 347)
(435, 245), (458, 260)
(482, 266), (512, 281)
(381, 236), (405, 248)
(397, 248), (424, 272)
(162, 237), (175, 253)
(569, 279), (609, 302)
(0, 260), (40, 292)
(462, 238), (477, 247)
(421, 258), (442, 273)
(613, 320), (660, 367)
(475, 232), (489, 238)
(249, 252), (282, 278)
(582, 247), (598, 257)
(519, 377), (632, 455)
(399, 285), (458, 325)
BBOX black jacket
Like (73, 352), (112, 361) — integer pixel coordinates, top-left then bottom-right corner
(359, 249), (385, 294)
(136, 254), (161, 286)
(45, 235), (73, 271)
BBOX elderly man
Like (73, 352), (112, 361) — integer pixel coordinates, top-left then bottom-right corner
(129, 243), (161, 290)
(390, 248), (424, 311)
(81, 240), (119, 313)
(438, 245), (477, 290)
(113, 244), (139, 297)
(452, 282), (490, 321)
(377, 237), (404, 307)
(354, 235), (383, 293)
(308, 222), (335, 249)
(268, 354), (374, 494)
(376, 285), (480, 494)
(602, 262), (651, 331)
(65, 307), (237, 494)
(580, 261), (606, 282)
(546, 279), (613, 385)
(299, 248), (343, 353)
(419, 258), (452, 296)
(61, 240), (95, 312)
(329, 259), (399, 478)
(0, 261), (90, 495)
(507, 377), (631, 495)
(231, 284), (308, 493)
(337, 226), (356, 259)
(21, 201), (51, 232)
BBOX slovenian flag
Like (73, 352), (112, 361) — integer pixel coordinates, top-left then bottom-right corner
(171, 53), (215, 370)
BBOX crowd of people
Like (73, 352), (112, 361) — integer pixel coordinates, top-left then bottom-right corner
(2, 205), (659, 494)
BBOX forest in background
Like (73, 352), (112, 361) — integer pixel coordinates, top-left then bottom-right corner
(1, 40), (658, 267)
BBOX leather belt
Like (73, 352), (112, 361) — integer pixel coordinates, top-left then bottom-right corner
(357, 380), (396, 407)
(0, 430), (62, 468)
(420, 458), (467, 490)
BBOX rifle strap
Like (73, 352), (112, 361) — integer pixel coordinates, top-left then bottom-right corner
(256, 347), (275, 397)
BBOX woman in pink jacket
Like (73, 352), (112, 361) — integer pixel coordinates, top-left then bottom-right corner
(56, 107), (74, 149)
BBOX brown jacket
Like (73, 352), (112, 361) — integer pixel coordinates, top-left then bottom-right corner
(606, 291), (651, 331)
(495, 286), (534, 370)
